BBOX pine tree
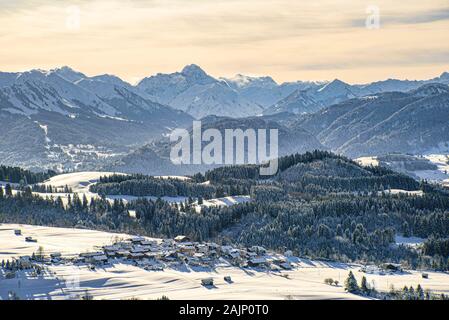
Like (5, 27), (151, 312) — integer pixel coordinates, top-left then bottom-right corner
(417, 284), (424, 300)
(360, 276), (369, 293)
(344, 271), (359, 293)
(5, 184), (13, 197)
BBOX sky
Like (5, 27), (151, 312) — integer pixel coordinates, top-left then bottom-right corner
(0, 0), (448, 84)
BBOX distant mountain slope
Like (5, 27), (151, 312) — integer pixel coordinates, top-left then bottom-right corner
(295, 83), (449, 157)
(265, 79), (357, 115)
(264, 73), (449, 116)
(138, 65), (264, 118)
(105, 116), (325, 175)
(0, 67), (193, 171)
(221, 74), (320, 108)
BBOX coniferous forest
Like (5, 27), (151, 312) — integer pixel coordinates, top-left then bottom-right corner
(1, 151), (448, 270)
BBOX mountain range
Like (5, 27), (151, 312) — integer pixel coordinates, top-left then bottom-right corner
(104, 116), (325, 175)
(0, 64), (448, 171)
(0, 67), (193, 171)
(295, 83), (449, 157)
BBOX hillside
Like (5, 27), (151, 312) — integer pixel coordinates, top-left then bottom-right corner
(105, 117), (325, 175)
(295, 84), (449, 157)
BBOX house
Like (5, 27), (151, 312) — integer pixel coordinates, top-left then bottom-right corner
(103, 245), (120, 252)
(174, 235), (191, 243)
(221, 245), (233, 254)
(208, 250), (218, 257)
(14, 229), (22, 236)
(279, 262), (292, 270)
(130, 236), (146, 244)
(127, 210), (137, 218)
(116, 250), (131, 258)
(284, 250), (293, 257)
(196, 244), (208, 254)
(380, 263), (403, 273)
(50, 253), (62, 259)
(187, 257), (201, 266)
(116, 242), (132, 250)
(179, 245), (196, 255)
(136, 259), (152, 268)
(19, 256), (32, 268)
(201, 278), (214, 286)
(128, 252), (145, 260)
(145, 252), (162, 260)
(80, 252), (104, 258)
(228, 250), (241, 260)
(146, 264), (164, 271)
(50, 253), (62, 263)
(131, 246), (149, 254)
(140, 240), (157, 246)
(250, 246), (267, 255)
(248, 257), (268, 267)
(90, 255), (108, 265)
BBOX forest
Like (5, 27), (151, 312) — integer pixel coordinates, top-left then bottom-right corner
(1, 151), (448, 270)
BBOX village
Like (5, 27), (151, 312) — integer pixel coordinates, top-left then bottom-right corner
(2, 229), (298, 287)
(1, 224), (447, 300)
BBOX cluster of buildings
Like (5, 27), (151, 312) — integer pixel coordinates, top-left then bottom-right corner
(6, 232), (295, 283)
(68, 235), (294, 272)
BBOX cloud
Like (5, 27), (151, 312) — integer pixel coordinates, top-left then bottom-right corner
(351, 6), (449, 28)
(295, 49), (449, 71)
(0, 0), (448, 83)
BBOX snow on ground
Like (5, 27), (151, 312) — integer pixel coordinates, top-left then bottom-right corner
(395, 235), (425, 248)
(42, 171), (125, 192)
(5, 172), (249, 211)
(201, 196), (251, 208)
(356, 156), (379, 167)
(422, 154), (449, 186)
(2, 224), (449, 300)
(356, 154), (449, 187)
(106, 194), (189, 204)
(195, 196), (252, 212)
(380, 189), (424, 196)
(154, 176), (191, 181)
(0, 181), (19, 187)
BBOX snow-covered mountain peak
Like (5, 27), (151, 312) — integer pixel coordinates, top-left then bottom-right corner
(51, 66), (86, 83)
(439, 72), (449, 80)
(315, 79), (355, 100)
(89, 74), (132, 87)
(411, 83), (449, 97)
(181, 64), (210, 79)
(223, 74), (278, 89)
(318, 79), (350, 92)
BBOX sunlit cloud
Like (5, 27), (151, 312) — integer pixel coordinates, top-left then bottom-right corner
(0, 0), (448, 83)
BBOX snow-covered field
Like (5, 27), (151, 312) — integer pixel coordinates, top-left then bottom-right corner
(1, 224), (449, 300)
(395, 235), (425, 248)
(200, 196), (251, 208)
(355, 157), (379, 167)
(356, 154), (449, 187)
(380, 189), (424, 196)
(2, 172), (251, 211)
(421, 154), (449, 187)
(42, 171), (124, 192)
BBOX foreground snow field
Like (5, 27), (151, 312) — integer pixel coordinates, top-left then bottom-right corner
(1, 224), (449, 300)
